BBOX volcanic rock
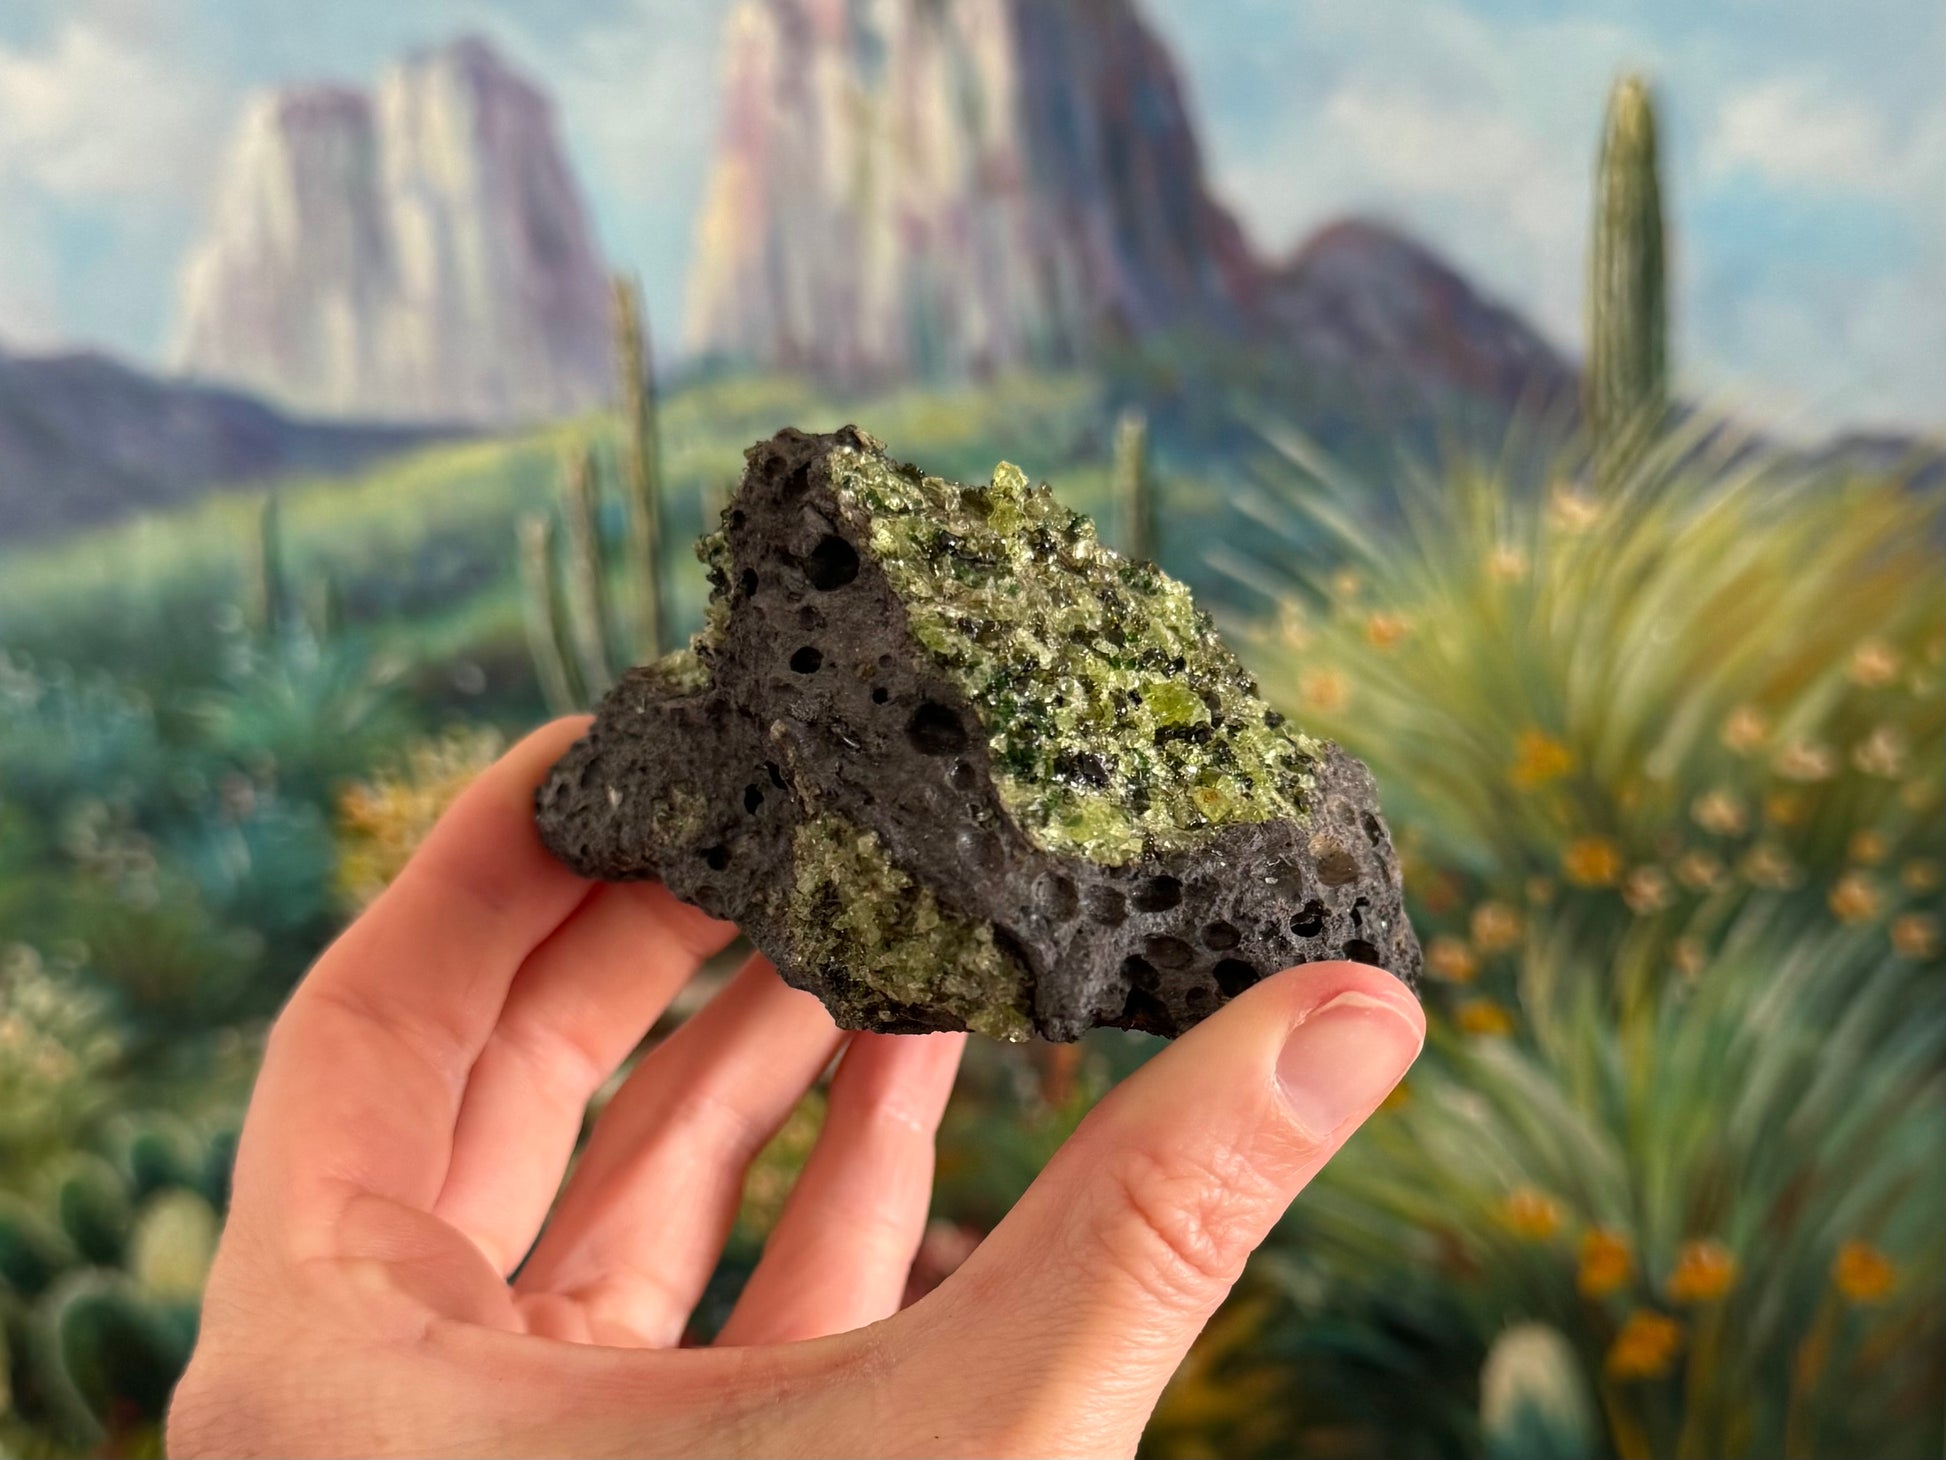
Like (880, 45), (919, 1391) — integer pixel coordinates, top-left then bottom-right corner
(537, 427), (1419, 1040)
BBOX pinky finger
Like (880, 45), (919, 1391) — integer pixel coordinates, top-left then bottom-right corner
(716, 1031), (965, 1346)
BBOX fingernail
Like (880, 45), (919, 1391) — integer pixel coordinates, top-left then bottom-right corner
(1277, 990), (1423, 1139)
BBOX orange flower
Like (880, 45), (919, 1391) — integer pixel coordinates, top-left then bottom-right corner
(1548, 484), (1601, 532)
(1501, 1188), (1562, 1240)
(1891, 914), (1939, 960)
(1577, 1228), (1634, 1297)
(1667, 1240), (1738, 1302)
(1365, 611), (1410, 650)
(1674, 850), (1724, 891)
(1847, 639), (1901, 687)
(1690, 789), (1749, 837)
(1487, 544), (1529, 582)
(1828, 873), (1882, 924)
(1606, 1310), (1683, 1379)
(1427, 935), (1480, 983)
(1670, 936), (1708, 979)
(1773, 741), (1837, 782)
(1848, 829), (1889, 865)
(1563, 837), (1623, 887)
(1741, 842), (1802, 890)
(1511, 731), (1576, 789)
(1852, 726), (1908, 778)
(1622, 865), (1673, 915)
(1299, 668), (1350, 714)
(1833, 1241), (1895, 1303)
(1458, 999), (1516, 1037)
(1903, 859), (1943, 892)
(1470, 901), (1523, 954)
(1720, 705), (1769, 755)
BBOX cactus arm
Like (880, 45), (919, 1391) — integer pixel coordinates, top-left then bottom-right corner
(559, 445), (615, 697)
(615, 274), (666, 662)
(1112, 407), (1155, 562)
(518, 511), (582, 715)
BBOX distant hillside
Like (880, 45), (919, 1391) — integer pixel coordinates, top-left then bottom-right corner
(0, 343), (450, 541)
(1255, 219), (1577, 414)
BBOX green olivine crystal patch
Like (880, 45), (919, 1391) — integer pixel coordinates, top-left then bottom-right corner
(789, 810), (1033, 1042)
(820, 449), (1322, 865)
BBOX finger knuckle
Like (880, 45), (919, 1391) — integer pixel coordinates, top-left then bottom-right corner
(1091, 1144), (1266, 1309)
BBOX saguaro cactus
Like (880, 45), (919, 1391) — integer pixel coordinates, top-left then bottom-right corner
(518, 277), (672, 714)
(1585, 73), (1668, 485)
(1112, 407), (1155, 562)
(244, 493), (290, 638)
(615, 274), (667, 661)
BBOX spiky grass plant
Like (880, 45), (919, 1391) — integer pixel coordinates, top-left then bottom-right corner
(1179, 424), (1946, 1458)
(1228, 419), (1943, 1006)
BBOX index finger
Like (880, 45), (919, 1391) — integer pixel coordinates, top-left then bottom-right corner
(234, 718), (596, 1249)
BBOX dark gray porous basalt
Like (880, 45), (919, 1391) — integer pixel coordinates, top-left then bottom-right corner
(537, 426), (1419, 1041)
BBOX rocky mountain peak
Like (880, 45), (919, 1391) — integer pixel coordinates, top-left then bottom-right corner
(171, 35), (610, 425)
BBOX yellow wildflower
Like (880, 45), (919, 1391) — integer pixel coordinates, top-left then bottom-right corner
(1606, 1311), (1683, 1380)
(1563, 837), (1623, 887)
(1720, 705), (1769, 755)
(1577, 1228), (1634, 1298)
(1510, 730), (1576, 789)
(1741, 842), (1802, 890)
(1275, 599), (1312, 651)
(1828, 873), (1882, 924)
(1427, 935), (1480, 983)
(1690, 789), (1748, 837)
(1847, 639), (1901, 688)
(1852, 726), (1908, 778)
(1458, 999), (1516, 1037)
(1365, 610), (1410, 650)
(1299, 668), (1350, 714)
(1667, 1240), (1737, 1302)
(1487, 543), (1529, 582)
(1548, 484), (1601, 532)
(1470, 901), (1523, 954)
(1673, 850), (1724, 891)
(1773, 741), (1837, 782)
(1501, 1188), (1562, 1240)
(1763, 789), (1808, 826)
(1848, 830), (1889, 865)
(1891, 914), (1938, 960)
(335, 729), (504, 909)
(1622, 865), (1673, 915)
(1833, 1242), (1895, 1303)
(1903, 859), (1943, 892)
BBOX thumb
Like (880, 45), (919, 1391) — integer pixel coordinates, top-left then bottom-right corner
(915, 960), (1422, 1455)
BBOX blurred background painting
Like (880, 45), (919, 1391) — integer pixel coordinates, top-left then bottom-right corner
(2, 0), (1941, 1454)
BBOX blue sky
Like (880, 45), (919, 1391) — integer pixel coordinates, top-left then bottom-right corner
(1, 0), (1939, 433)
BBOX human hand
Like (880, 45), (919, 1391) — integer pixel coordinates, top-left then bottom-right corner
(167, 719), (1423, 1458)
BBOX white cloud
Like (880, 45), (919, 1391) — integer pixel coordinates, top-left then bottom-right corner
(1706, 76), (1944, 194)
(0, 7), (223, 200)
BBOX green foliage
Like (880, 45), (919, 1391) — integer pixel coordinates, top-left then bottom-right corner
(45, 1157), (129, 1270)
(35, 1270), (195, 1447)
(1586, 73), (1668, 487)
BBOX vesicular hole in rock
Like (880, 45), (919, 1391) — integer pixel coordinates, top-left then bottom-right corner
(742, 784), (763, 814)
(739, 568), (758, 597)
(1039, 874), (1080, 920)
(1313, 838), (1361, 887)
(1120, 954), (1159, 990)
(765, 762), (787, 790)
(1202, 920), (1241, 950)
(1143, 935), (1195, 971)
(1213, 959), (1258, 996)
(1119, 986), (1171, 1033)
(1291, 900), (1326, 937)
(871, 685), (891, 704)
(702, 845), (731, 871)
(1185, 986), (1214, 1014)
(1084, 885), (1127, 926)
(804, 534), (860, 590)
(907, 701), (968, 755)
(789, 645), (824, 674)
(1133, 875), (1183, 912)
(1342, 938), (1381, 965)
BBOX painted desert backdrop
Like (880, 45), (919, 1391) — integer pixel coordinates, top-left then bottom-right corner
(1, 1), (1941, 1454)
